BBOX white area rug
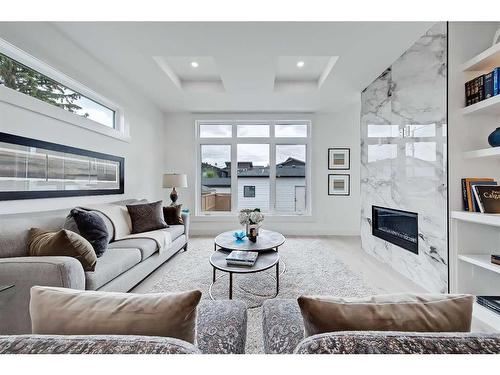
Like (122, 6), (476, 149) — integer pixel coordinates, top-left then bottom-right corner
(141, 236), (375, 353)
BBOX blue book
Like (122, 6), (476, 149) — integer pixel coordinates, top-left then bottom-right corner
(470, 181), (497, 212)
(484, 68), (500, 99)
(494, 68), (500, 96)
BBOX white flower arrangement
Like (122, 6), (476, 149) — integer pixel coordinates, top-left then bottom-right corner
(238, 208), (264, 225)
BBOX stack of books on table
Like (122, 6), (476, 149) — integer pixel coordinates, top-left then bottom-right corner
(461, 178), (500, 213)
(476, 296), (500, 316)
(226, 251), (258, 267)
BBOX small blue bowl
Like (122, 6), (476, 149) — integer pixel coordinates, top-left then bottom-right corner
(233, 231), (246, 242)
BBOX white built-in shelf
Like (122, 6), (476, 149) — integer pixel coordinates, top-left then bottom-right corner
(473, 302), (500, 332)
(451, 210), (500, 227)
(461, 94), (500, 116)
(462, 42), (500, 72)
(459, 254), (500, 274)
(464, 147), (500, 159)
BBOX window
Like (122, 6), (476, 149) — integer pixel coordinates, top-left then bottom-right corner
(243, 186), (256, 198)
(200, 144), (231, 212)
(237, 124), (269, 137)
(0, 52), (115, 128)
(0, 39), (123, 136)
(276, 144), (307, 213)
(238, 143), (270, 210)
(275, 124), (308, 137)
(199, 124), (232, 138)
(197, 121), (310, 215)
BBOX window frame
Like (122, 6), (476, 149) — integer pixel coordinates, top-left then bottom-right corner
(195, 119), (312, 217)
(0, 38), (128, 142)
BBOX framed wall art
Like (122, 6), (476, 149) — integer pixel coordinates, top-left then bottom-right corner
(0, 132), (124, 201)
(328, 148), (350, 170)
(328, 174), (350, 196)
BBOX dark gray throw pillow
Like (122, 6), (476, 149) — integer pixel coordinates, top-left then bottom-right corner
(64, 208), (109, 257)
(126, 200), (168, 234)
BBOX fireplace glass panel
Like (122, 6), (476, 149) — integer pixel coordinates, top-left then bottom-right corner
(372, 206), (418, 254)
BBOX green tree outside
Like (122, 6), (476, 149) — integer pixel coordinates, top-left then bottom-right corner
(0, 52), (86, 115)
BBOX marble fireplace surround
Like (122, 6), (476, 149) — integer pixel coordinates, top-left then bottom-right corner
(360, 22), (448, 293)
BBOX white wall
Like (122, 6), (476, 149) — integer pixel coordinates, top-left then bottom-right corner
(0, 23), (166, 214)
(164, 107), (361, 236)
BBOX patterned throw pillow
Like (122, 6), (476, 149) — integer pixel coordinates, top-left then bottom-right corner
(163, 204), (184, 225)
(27, 228), (97, 271)
(64, 208), (109, 257)
(126, 200), (168, 234)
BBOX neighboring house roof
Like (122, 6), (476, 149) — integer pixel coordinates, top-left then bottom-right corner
(277, 157), (305, 167)
(201, 177), (231, 187)
(202, 164), (304, 188)
(276, 165), (305, 177)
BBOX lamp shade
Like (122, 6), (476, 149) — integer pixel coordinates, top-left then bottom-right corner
(162, 173), (188, 188)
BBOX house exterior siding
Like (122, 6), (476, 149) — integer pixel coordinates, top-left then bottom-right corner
(237, 177), (270, 210)
(276, 177), (306, 213)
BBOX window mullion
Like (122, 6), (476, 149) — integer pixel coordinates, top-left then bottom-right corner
(269, 143), (277, 215)
(230, 124), (238, 213)
(269, 123), (276, 214)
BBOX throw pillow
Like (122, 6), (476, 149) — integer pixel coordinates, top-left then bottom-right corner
(126, 200), (168, 234)
(64, 208), (109, 257)
(163, 204), (184, 225)
(27, 228), (97, 271)
(30, 286), (202, 344)
(297, 293), (474, 337)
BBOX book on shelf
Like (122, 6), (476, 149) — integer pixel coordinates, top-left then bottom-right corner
(484, 68), (500, 99)
(476, 296), (500, 316)
(492, 255), (500, 266)
(470, 181), (498, 212)
(473, 185), (500, 213)
(465, 74), (485, 106)
(226, 250), (258, 267)
(461, 178), (495, 211)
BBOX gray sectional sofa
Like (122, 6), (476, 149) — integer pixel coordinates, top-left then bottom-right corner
(0, 199), (190, 335)
(0, 299), (248, 354)
(262, 299), (500, 354)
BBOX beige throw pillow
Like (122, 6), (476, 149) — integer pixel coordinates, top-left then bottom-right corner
(298, 293), (474, 337)
(30, 286), (202, 344)
(27, 228), (97, 271)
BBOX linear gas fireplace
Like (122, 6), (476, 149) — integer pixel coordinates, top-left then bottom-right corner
(372, 206), (418, 254)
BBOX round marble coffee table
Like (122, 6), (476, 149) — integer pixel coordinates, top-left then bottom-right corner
(214, 229), (285, 252)
(209, 229), (285, 300)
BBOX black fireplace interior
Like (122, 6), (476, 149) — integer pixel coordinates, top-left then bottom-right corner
(372, 205), (418, 254)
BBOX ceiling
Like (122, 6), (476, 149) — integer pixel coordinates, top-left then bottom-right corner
(51, 22), (435, 113)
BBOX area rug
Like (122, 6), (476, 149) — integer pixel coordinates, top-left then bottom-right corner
(142, 236), (375, 354)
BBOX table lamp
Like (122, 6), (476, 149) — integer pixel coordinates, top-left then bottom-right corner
(162, 173), (188, 206)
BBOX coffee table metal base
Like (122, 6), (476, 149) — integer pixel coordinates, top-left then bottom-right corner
(209, 262), (280, 300)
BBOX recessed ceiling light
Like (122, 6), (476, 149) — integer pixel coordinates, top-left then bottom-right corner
(296, 61), (305, 68)
(190, 61), (199, 68)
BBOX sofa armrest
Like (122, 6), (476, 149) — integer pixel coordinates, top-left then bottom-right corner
(0, 256), (85, 334)
(182, 212), (190, 240)
(262, 299), (304, 354)
(196, 299), (247, 354)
